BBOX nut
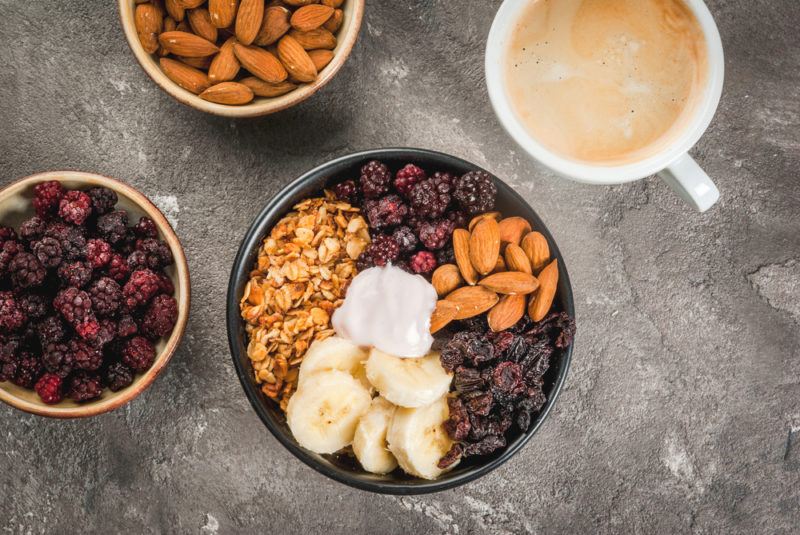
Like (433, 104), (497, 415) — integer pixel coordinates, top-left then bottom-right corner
(521, 231), (550, 273)
(487, 294), (526, 332)
(468, 211), (500, 231)
(289, 28), (337, 49)
(240, 77), (298, 97)
(478, 271), (538, 295)
(323, 9), (343, 33)
(209, 0), (238, 28)
(445, 286), (499, 320)
(160, 57), (210, 94)
(277, 35), (317, 83)
(453, 228), (478, 285)
(504, 243), (531, 274)
(497, 217), (531, 246)
(199, 81), (254, 104)
(158, 30), (220, 57)
(256, 6), (291, 45)
(469, 217), (500, 275)
(528, 259), (558, 322)
(233, 43), (288, 83)
(235, 0), (265, 45)
(308, 49), (334, 71)
(135, 3), (164, 54)
(290, 4), (334, 32)
(208, 36), (241, 82)
(431, 264), (463, 297)
(187, 7), (218, 43)
(430, 300), (459, 334)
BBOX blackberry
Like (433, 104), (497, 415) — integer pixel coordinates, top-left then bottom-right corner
(364, 195), (408, 229)
(122, 336), (155, 371)
(355, 252), (375, 271)
(44, 223), (86, 260)
(96, 210), (129, 244)
(359, 160), (392, 199)
(0, 336), (20, 381)
(126, 250), (147, 271)
(409, 251), (437, 275)
(67, 371), (103, 402)
(409, 175), (452, 218)
(363, 235), (400, 267)
(32, 181), (65, 217)
(332, 180), (358, 204)
(19, 294), (47, 321)
(42, 343), (73, 377)
(70, 339), (103, 371)
(57, 261), (93, 288)
(58, 190), (93, 225)
(88, 277), (122, 317)
(157, 273), (174, 296)
(133, 217), (158, 239)
(32, 237), (63, 268)
(123, 269), (161, 309)
(0, 240), (22, 275)
(106, 253), (130, 282)
(418, 219), (454, 250)
(133, 239), (173, 269)
(86, 239), (112, 268)
(435, 246), (456, 265)
(0, 292), (25, 332)
(106, 362), (135, 392)
(141, 295), (178, 339)
(454, 171), (497, 215)
(447, 210), (468, 230)
(117, 314), (138, 338)
(86, 187), (118, 215)
(391, 226), (417, 253)
(37, 316), (66, 346)
(35, 373), (64, 404)
(394, 164), (427, 197)
(9, 253), (46, 289)
(19, 217), (46, 243)
(12, 353), (42, 388)
(0, 226), (17, 244)
(53, 287), (99, 340)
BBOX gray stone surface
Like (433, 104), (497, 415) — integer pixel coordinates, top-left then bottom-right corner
(1, 0), (798, 533)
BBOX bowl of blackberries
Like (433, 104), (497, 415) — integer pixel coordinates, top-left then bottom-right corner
(0, 171), (189, 418)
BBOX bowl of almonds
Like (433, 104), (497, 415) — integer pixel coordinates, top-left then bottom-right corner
(119, 0), (364, 117)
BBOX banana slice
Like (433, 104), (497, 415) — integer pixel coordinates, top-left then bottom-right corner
(386, 396), (456, 480)
(298, 336), (371, 391)
(353, 397), (398, 474)
(365, 348), (452, 408)
(286, 370), (372, 454)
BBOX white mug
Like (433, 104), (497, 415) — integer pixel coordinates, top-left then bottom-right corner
(485, 0), (725, 212)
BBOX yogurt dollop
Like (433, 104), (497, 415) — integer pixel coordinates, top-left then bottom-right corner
(332, 265), (437, 358)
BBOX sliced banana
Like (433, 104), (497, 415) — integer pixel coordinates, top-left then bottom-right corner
(386, 396), (456, 480)
(298, 336), (371, 391)
(365, 348), (452, 408)
(286, 370), (372, 454)
(352, 396), (398, 474)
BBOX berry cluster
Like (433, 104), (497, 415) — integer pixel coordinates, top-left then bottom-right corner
(0, 181), (179, 404)
(331, 161), (498, 275)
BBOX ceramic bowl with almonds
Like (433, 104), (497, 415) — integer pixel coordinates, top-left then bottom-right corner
(119, 0), (365, 117)
(227, 148), (575, 494)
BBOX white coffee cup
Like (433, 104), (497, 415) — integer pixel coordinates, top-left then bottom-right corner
(485, 0), (725, 212)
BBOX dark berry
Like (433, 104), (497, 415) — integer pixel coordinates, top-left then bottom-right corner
(0, 240), (22, 275)
(42, 343), (73, 377)
(391, 226), (417, 253)
(106, 362), (135, 392)
(9, 252), (46, 289)
(491, 361), (525, 403)
(435, 247), (456, 265)
(446, 210), (468, 230)
(122, 336), (155, 371)
(53, 287), (99, 340)
(58, 190), (92, 225)
(408, 250), (437, 274)
(442, 331), (494, 372)
(0, 226), (17, 244)
(454, 171), (497, 215)
(105, 253), (130, 282)
(32, 237), (63, 268)
(443, 397), (471, 441)
(18, 217), (46, 243)
(19, 294), (47, 321)
(122, 269), (161, 309)
(35, 373), (64, 404)
(355, 251), (375, 271)
(57, 261), (93, 288)
(70, 339), (103, 371)
(67, 371), (103, 402)
(418, 219), (454, 250)
(133, 216), (158, 239)
(117, 314), (138, 338)
(96, 210), (129, 244)
(32, 181), (65, 217)
(359, 160), (392, 199)
(438, 443), (464, 469)
(363, 235), (400, 267)
(12, 353), (42, 388)
(86, 239), (112, 268)
(332, 180), (358, 204)
(394, 164), (427, 197)
(88, 277), (121, 317)
(0, 292), (25, 333)
(454, 367), (484, 393)
(409, 175), (452, 219)
(156, 273), (175, 296)
(364, 195), (408, 229)
(141, 295), (178, 339)
(463, 434), (506, 456)
(134, 239), (173, 269)
(93, 318), (117, 348)
(44, 223), (86, 260)
(86, 187), (118, 215)
(37, 316), (66, 346)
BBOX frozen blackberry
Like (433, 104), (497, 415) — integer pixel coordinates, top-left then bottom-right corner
(106, 253), (130, 282)
(126, 250), (147, 271)
(363, 235), (400, 267)
(12, 353), (42, 388)
(447, 210), (468, 230)
(123, 269), (161, 309)
(44, 223), (86, 260)
(86, 239), (112, 268)
(392, 226), (418, 253)
(394, 164), (427, 197)
(42, 343), (73, 377)
(0, 240), (22, 275)
(122, 336), (156, 371)
(35, 373), (64, 404)
(9, 252), (46, 289)
(409, 250), (437, 274)
(57, 261), (93, 288)
(332, 180), (358, 204)
(364, 195), (408, 229)
(141, 295), (178, 339)
(32, 181), (65, 217)
(19, 294), (47, 321)
(409, 174), (452, 219)
(96, 210), (129, 244)
(32, 237), (63, 268)
(105, 362), (135, 392)
(156, 273), (174, 296)
(0, 226), (17, 244)
(418, 219), (455, 250)
(58, 190), (92, 225)
(37, 316), (66, 346)
(436, 246), (456, 265)
(359, 160), (392, 199)
(86, 187), (118, 215)
(133, 239), (173, 270)
(454, 171), (497, 215)
(70, 339), (103, 371)
(0, 337), (20, 381)
(53, 287), (99, 340)
(355, 251), (375, 271)
(133, 217), (158, 239)
(0, 292), (25, 332)
(18, 217), (46, 243)
(67, 371), (103, 402)
(88, 277), (122, 317)
(117, 314), (138, 338)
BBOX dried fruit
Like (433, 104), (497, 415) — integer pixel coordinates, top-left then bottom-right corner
(469, 217), (500, 275)
(528, 259), (558, 322)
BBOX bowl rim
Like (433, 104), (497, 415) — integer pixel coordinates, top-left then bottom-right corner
(0, 171), (191, 418)
(117, 0), (366, 118)
(226, 148), (575, 494)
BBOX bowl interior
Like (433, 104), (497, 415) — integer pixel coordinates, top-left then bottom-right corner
(227, 149), (575, 493)
(118, 0), (365, 117)
(0, 172), (190, 418)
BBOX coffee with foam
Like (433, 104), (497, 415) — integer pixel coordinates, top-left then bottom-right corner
(505, 0), (708, 165)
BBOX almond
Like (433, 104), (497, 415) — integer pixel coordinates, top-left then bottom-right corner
(291, 4), (334, 32)
(234, 43), (288, 83)
(528, 259), (558, 322)
(492, 255), (506, 274)
(307, 49), (334, 71)
(431, 264), (463, 297)
(199, 81), (254, 104)
(160, 57), (210, 94)
(284, 0), (318, 5)
(521, 231), (550, 273)
(478, 271), (539, 295)
(277, 35), (317, 83)
(255, 6), (291, 45)
(158, 16), (178, 56)
(209, 37), (241, 83)
(179, 0), (206, 8)
(487, 294), (526, 332)
(188, 7), (218, 43)
(289, 28), (337, 50)
(240, 76), (297, 97)
(176, 19), (191, 32)
(159, 31), (220, 57)
(469, 218), (500, 275)
(209, 0), (239, 28)
(177, 55), (213, 69)
(323, 9), (343, 33)
(430, 300), (459, 334)
(165, 0), (185, 22)
(235, 0), (265, 45)
(321, 0), (343, 7)
(497, 217), (532, 246)
(135, 3), (163, 54)
(468, 211), (500, 231)
(445, 286), (499, 320)
(453, 228), (478, 285)
(504, 243), (532, 274)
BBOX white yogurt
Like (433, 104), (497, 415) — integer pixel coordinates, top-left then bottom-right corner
(332, 265), (437, 358)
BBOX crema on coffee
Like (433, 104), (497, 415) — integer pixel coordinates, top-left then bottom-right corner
(505, 0), (708, 165)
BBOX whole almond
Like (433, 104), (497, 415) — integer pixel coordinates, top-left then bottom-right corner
(176, 19), (191, 32)
(321, 0), (343, 7)
(430, 300), (459, 334)
(209, 0), (239, 28)
(468, 211), (500, 231)
(277, 35), (317, 82)
(235, 0), (264, 45)
(291, 4), (334, 32)
(255, 6), (291, 46)
(200, 81), (254, 104)
(479, 271), (539, 295)
(240, 76), (297, 97)
(323, 9), (343, 33)
(159, 31), (220, 57)
(177, 55), (213, 69)
(209, 37), (241, 83)
(521, 231), (550, 273)
(308, 49), (334, 71)
(445, 286), (499, 320)
(289, 28), (337, 50)
(498, 217), (532, 246)
(432, 264), (464, 297)
(234, 43), (288, 83)
(492, 255), (506, 274)
(504, 243), (532, 274)
(488, 294), (527, 332)
(163, 15), (177, 32)
(284, 0), (318, 5)
(160, 57), (210, 94)
(469, 218), (501, 275)
(188, 8), (218, 43)
(179, 0), (206, 8)
(165, 0), (185, 21)
(135, 3), (163, 54)
(528, 259), (558, 322)
(453, 229), (478, 285)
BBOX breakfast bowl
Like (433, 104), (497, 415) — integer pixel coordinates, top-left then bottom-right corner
(119, 0), (365, 118)
(0, 171), (190, 418)
(227, 148), (575, 494)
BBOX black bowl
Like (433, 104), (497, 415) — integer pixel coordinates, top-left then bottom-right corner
(226, 148), (575, 494)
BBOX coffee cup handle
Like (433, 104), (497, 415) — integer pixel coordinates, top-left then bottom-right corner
(657, 154), (720, 212)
